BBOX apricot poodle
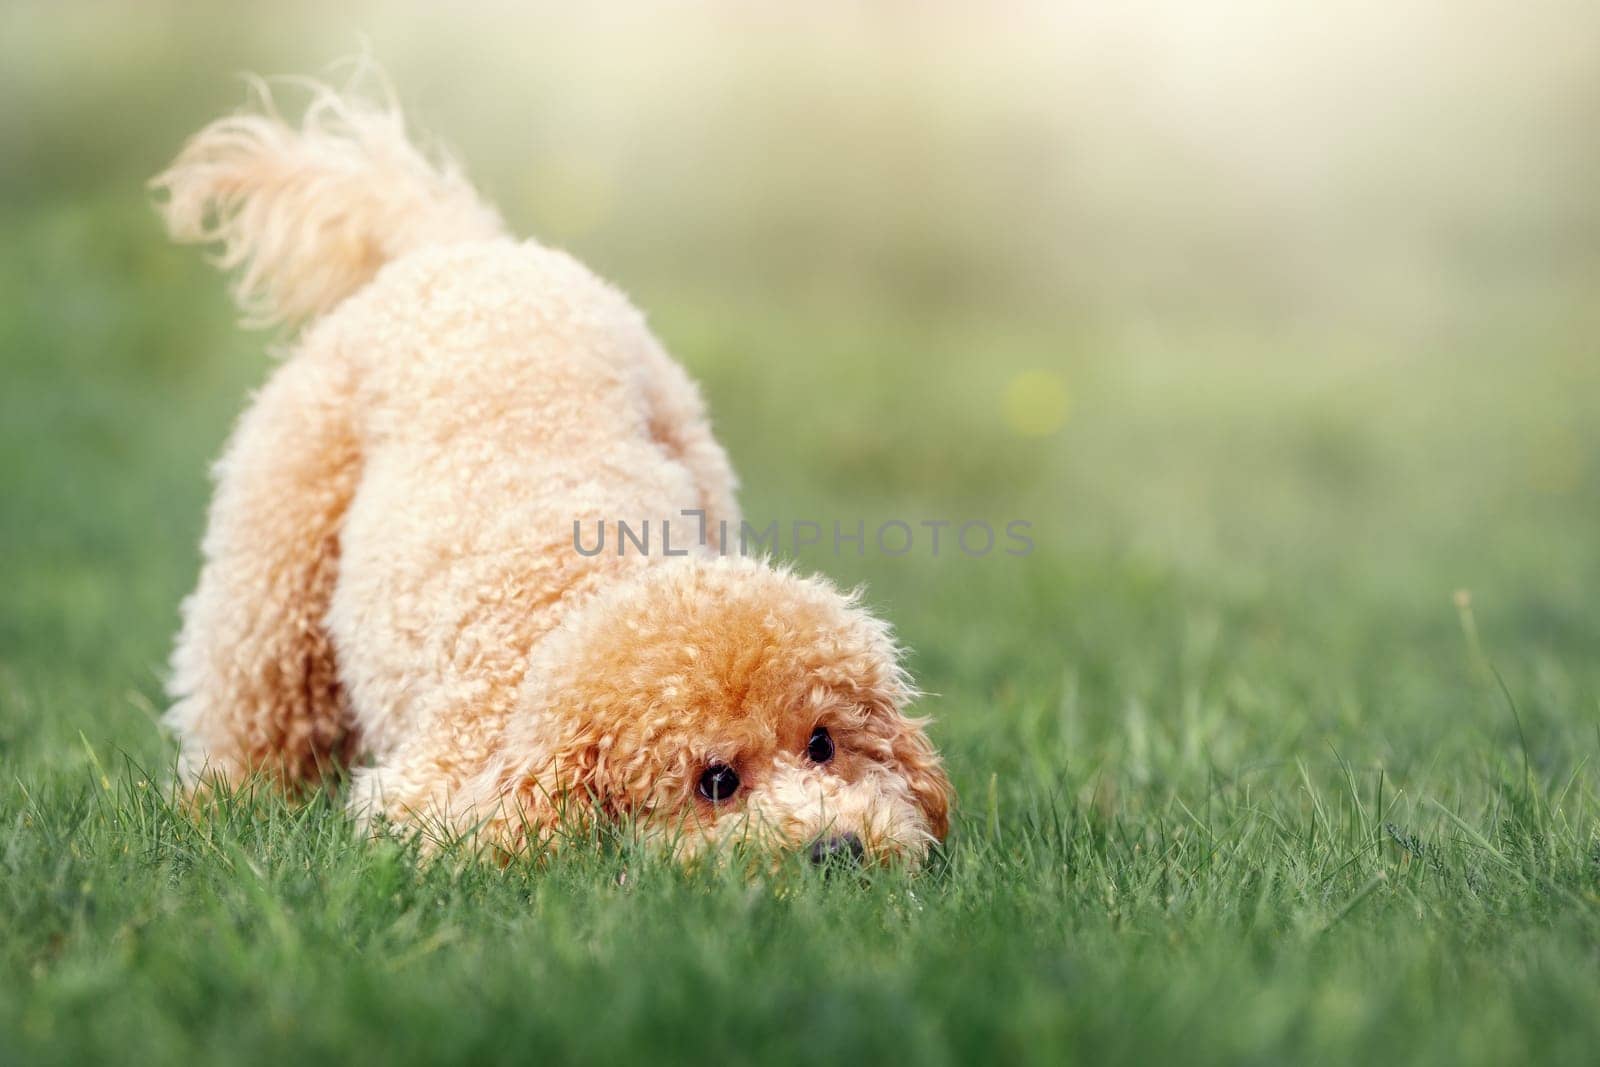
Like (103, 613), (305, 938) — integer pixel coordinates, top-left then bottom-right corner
(151, 79), (951, 865)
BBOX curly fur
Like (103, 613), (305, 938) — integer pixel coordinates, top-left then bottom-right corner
(151, 77), (503, 328)
(153, 79), (952, 865)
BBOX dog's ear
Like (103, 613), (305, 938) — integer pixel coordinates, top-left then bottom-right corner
(461, 721), (617, 860)
(886, 714), (953, 841)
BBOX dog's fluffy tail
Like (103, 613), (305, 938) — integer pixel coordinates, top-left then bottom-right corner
(151, 77), (505, 330)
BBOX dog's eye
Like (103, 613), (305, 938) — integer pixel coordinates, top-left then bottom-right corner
(807, 726), (835, 764)
(697, 763), (740, 803)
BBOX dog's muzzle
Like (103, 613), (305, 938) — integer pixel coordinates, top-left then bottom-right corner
(808, 832), (865, 867)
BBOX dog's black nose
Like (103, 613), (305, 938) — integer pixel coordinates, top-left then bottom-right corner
(808, 832), (865, 867)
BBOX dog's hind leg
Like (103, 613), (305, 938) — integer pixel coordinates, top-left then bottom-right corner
(637, 346), (742, 550)
(166, 350), (363, 792)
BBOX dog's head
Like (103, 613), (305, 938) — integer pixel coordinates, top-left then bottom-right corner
(476, 557), (951, 867)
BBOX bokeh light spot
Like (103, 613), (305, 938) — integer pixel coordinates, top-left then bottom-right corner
(1003, 370), (1070, 437)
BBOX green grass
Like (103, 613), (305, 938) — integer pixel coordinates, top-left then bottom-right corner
(4, 8), (1600, 1064)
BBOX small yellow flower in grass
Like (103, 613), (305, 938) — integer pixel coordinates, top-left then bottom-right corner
(1002, 370), (1070, 437)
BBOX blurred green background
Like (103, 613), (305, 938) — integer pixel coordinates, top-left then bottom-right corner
(2, 3), (1598, 1064)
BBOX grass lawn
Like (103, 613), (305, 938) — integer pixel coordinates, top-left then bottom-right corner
(3, 8), (1599, 1064)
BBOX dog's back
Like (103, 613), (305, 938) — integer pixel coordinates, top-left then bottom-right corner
(317, 238), (728, 759)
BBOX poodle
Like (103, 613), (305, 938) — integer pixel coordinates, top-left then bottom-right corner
(151, 79), (952, 865)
